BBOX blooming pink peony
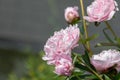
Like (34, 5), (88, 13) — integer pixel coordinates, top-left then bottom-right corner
(42, 24), (80, 65)
(84, 0), (119, 22)
(42, 25), (80, 76)
(64, 6), (80, 24)
(91, 49), (120, 73)
(54, 56), (74, 76)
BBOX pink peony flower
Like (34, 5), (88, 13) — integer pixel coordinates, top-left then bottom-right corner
(42, 24), (80, 65)
(42, 25), (80, 76)
(91, 49), (120, 73)
(64, 6), (80, 24)
(54, 56), (74, 76)
(84, 0), (119, 22)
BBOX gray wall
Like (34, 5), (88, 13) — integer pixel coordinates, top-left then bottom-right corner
(0, 0), (120, 47)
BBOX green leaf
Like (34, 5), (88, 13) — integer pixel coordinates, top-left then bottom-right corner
(70, 74), (99, 80)
(95, 42), (120, 48)
(69, 18), (81, 25)
(78, 74), (92, 79)
(73, 54), (77, 64)
(82, 51), (91, 66)
(85, 34), (99, 42)
(102, 75), (111, 80)
(79, 37), (86, 44)
(115, 37), (120, 45)
(82, 51), (96, 71)
(84, 74), (98, 80)
(103, 28), (114, 43)
(113, 72), (120, 80)
(72, 71), (83, 76)
(75, 62), (90, 72)
(80, 26), (84, 35)
(69, 76), (81, 80)
(80, 34), (98, 44)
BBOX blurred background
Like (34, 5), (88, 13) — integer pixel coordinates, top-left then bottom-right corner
(0, 0), (120, 80)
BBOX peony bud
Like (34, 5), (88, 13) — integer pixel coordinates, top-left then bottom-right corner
(64, 6), (80, 24)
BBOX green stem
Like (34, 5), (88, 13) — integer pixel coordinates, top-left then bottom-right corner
(79, 0), (92, 56)
(85, 64), (103, 80)
(104, 21), (117, 38)
(95, 42), (120, 48)
(76, 57), (103, 80)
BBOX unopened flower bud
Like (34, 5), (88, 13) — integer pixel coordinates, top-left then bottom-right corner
(64, 6), (80, 24)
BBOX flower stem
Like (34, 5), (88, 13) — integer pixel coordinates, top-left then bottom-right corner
(75, 55), (103, 80)
(79, 0), (92, 56)
(86, 64), (103, 80)
(104, 21), (117, 38)
(73, 53), (103, 80)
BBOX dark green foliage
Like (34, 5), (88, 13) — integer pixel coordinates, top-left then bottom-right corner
(113, 72), (120, 80)
(8, 51), (66, 80)
(75, 62), (91, 72)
